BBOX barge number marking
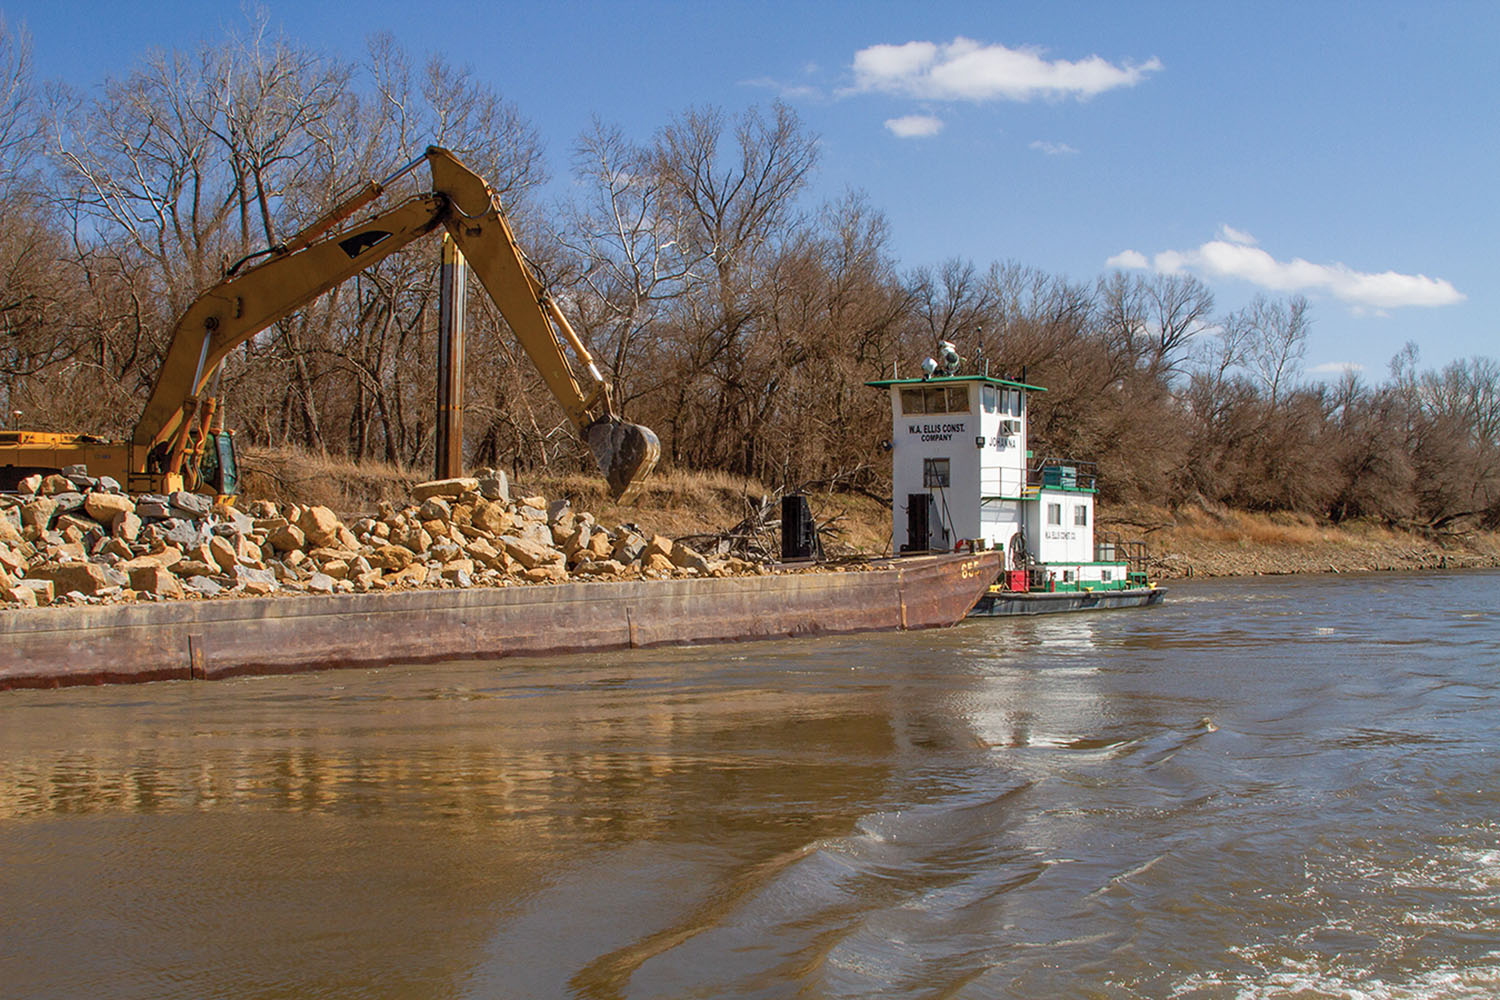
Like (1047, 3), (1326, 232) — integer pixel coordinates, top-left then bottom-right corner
(960, 559), (983, 579)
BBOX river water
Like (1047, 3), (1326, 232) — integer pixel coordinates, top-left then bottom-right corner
(2, 571), (1498, 999)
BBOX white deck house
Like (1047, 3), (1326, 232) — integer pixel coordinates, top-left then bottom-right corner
(867, 371), (1132, 592)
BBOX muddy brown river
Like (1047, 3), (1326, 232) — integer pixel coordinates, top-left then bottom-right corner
(2, 570), (1498, 998)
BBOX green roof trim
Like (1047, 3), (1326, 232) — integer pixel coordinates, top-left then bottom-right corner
(866, 374), (1047, 392)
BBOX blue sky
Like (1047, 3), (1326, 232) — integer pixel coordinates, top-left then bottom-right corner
(7, 0), (1495, 382)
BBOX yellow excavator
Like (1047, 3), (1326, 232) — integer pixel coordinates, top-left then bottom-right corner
(0, 147), (660, 501)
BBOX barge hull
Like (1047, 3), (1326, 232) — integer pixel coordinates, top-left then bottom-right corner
(0, 552), (1000, 690)
(969, 586), (1165, 617)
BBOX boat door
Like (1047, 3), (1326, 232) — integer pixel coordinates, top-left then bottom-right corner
(904, 493), (944, 552)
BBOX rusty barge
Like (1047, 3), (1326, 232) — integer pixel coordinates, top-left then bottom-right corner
(0, 551), (1000, 691)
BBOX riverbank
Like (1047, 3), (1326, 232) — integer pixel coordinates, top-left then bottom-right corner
(1100, 502), (1500, 579)
(246, 447), (1500, 582)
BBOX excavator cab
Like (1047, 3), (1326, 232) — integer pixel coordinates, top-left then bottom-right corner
(195, 431), (239, 498)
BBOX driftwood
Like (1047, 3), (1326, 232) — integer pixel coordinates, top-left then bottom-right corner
(675, 486), (867, 565)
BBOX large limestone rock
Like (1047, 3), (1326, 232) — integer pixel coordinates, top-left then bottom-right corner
(207, 536), (238, 573)
(642, 534), (674, 561)
(391, 523), (431, 553)
(99, 537), (133, 561)
(471, 500), (514, 536)
(0, 577), (38, 606)
(643, 553), (674, 573)
(230, 564), (276, 594)
(366, 543), (417, 571)
(474, 468), (508, 501)
(298, 505), (340, 547)
(267, 521), (306, 553)
(417, 497), (452, 522)
(129, 563), (185, 598)
(462, 536), (506, 570)
(0, 542), (24, 576)
(168, 490), (213, 517)
(585, 531), (613, 561)
(134, 495), (173, 519)
(33, 561), (127, 596)
(173, 560), (217, 579)
(390, 563), (429, 586)
(20, 497), (58, 530)
(670, 542), (711, 573)
(185, 576), (223, 597)
(612, 531), (646, 564)
(516, 520), (553, 549)
(501, 535), (564, 570)
(83, 492), (135, 523)
(412, 477), (477, 502)
(111, 510), (143, 542)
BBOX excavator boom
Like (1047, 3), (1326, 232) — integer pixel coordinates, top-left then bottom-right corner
(126, 146), (658, 500)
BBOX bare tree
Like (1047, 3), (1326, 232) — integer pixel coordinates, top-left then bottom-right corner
(557, 118), (691, 414)
(1245, 293), (1309, 408)
(1097, 271), (1214, 381)
(643, 102), (819, 474)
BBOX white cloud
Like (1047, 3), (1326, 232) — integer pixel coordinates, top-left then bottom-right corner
(1030, 139), (1078, 155)
(1106, 249), (1149, 270)
(1217, 224), (1257, 245)
(1107, 232), (1465, 310)
(1309, 361), (1365, 375)
(851, 37), (1161, 102)
(885, 114), (944, 138)
(741, 75), (822, 99)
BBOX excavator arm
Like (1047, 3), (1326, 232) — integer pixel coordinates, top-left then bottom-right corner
(425, 148), (659, 499)
(134, 146), (659, 500)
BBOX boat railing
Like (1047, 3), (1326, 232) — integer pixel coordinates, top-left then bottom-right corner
(1095, 532), (1151, 585)
(1028, 457), (1099, 492)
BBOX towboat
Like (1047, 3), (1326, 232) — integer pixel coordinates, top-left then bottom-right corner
(868, 342), (1166, 617)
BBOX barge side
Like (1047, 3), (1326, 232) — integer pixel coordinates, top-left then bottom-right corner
(0, 552), (1000, 690)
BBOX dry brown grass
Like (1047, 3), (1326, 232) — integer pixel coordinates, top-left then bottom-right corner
(238, 445), (416, 516)
(1101, 501), (1500, 578)
(236, 446), (894, 552)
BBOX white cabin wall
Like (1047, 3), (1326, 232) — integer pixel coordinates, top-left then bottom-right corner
(887, 379), (1038, 557)
(1033, 489), (1095, 563)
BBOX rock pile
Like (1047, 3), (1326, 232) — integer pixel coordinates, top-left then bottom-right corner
(0, 467), (763, 609)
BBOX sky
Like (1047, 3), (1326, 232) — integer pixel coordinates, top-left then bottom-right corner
(6, 0), (1496, 382)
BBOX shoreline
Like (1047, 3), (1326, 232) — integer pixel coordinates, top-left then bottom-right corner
(1100, 504), (1500, 580)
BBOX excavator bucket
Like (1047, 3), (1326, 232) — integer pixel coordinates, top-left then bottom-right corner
(586, 419), (661, 502)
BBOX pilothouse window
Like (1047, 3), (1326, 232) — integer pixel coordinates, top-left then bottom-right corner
(902, 385), (970, 415)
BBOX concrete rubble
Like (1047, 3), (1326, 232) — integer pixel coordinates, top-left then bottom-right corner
(0, 466), (770, 609)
